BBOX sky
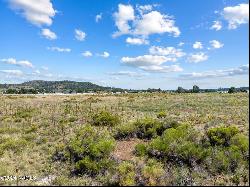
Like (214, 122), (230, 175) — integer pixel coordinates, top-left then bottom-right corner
(0, 0), (249, 89)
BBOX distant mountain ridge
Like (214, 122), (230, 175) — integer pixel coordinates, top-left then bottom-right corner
(0, 80), (123, 93)
(0, 80), (248, 94)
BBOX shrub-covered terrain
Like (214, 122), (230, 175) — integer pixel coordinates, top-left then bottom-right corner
(0, 92), (249, 186)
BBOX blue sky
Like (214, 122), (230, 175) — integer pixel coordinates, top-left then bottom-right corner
(0, 0), (249, 89)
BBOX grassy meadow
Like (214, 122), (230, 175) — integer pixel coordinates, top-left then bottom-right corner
(0, 92), (249, 186)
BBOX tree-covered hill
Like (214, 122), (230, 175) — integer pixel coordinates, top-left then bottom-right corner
(0, 80), (124, 94)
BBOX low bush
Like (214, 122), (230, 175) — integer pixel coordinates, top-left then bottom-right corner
(207, 125), (239, 146)
(114, 123), (137, 140)
(148, 124), (205, 164)
(0, 137), (28, 155)
(157, 111), (167, 119)
(133, 117), (162, 139)
(91, 111), (120, 127)
(230, 134), (249, 158)
(14, 108), (35, 119)
(67, 125), (115, 176)
(117, 161), (136, 186)
(141, 159), (165, 186)
(114, 117), (179, 140)
(134, 143), (147, 157)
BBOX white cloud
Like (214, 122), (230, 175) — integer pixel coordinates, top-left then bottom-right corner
(188, 52), (208, 63)
(47, 47), (71, 52)
(113, 4), (135, 37)
(140, 65), (183, 73)
(178, 42), (185, 47)
(192, 41), (203, 49)
(149, 46), (186, 60)
(32, 69), (41, 75)
(99, 51), (110, 58)
(126, 37), (149, 45)
(113, 4), (180, 37)
(8, 0), (56, 27)
(121, 55), (169, 67)
(121, 54), (183, 73)
(1, 58), (33, 68)
(210, 21), (222, 31)
(0, 69), (24, 77)
(95, 13), (102, 22)
(137, 4), (153, 15)
(108, 71), (148, 78)
(180, 64), (249, 79)
(41, 66), (49, 71)
(75, 29), (86, 41)
(223, 3), (249, 29)
(82, 51), (93, 57)
(134, 11), (180, 37)
(209, 40), (224, 49)
(41, 28), (57, 40)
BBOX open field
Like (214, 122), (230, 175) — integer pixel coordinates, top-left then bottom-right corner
(0, 93), (249, 186)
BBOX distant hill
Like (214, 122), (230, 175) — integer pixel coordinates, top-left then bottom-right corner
(0, 80), (124, 94)
(0, 80), (248, 94)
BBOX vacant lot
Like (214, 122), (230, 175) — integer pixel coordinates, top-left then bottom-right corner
(0, 93), (249, 186)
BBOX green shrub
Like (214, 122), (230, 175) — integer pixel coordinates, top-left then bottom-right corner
(148, 124), (206, 165)
(207, 148), (230, 174)
(14, 108), (35, 119)
(157, 111), (167, 119)
(114, 123), (137, 140)
(141, 159), (165, 186)
(68, 116), (77, 122)
(207, 146), (244, 174)
(134, 143), (147, 157)
(91, 111), (120, 127)
(114, 117), (179, 140)
(207, 125), (239, 146)
(24, 124), (38, 134)
(230, 134), (249, 158)
(0, 137), (28, 155)
(117, 161), (136, 186)
(67, 125), (115, 175)
(134, 117), (163, 139)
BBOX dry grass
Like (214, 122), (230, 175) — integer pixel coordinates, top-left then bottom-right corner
(0, 92), (248, 185)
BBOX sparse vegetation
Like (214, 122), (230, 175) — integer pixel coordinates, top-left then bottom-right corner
(0, 92), (248, 186)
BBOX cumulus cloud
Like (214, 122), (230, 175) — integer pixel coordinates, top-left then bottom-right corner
(140, 65), (183, 73)
(126, 37), (149, 45)
(121, 55), (183, 73)
(1, 58), (33, 68)
(95, 13), (102, 22)
(8, 0), (56, 27)
(113, 4), (180, 37)
(0, 69), (24, 77)
(193, 41), (203, 49)
(82, 51), (93, 57)
(41, 66), (49, 71)
(210, 21), (222, 31)
(180, 64), (249, 79)
(108, 71), (148, 78)
(223, 3), (249, 29)
(188, 52), (208, 63)
(41, 28), (57, 40)
(149, 46), (186, 61)
(178, 42), (185, 47)
(122, 55), (169, 67)
(209, 40), (224, 49)
(99, 52), (110, 58)
(113, 4), (135, 37)
(47, 47), (71, 52)
(75, 29), (86, 41)
(136, 4), (153, 15)
(134, 11), (180, 37)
